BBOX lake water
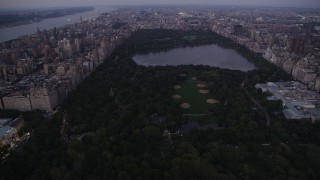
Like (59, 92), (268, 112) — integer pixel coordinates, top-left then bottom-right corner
(133, 44), (257, 71)
(0, 7), (114, 43)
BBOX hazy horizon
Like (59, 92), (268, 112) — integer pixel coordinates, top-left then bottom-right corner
(1, 0), (320, 10)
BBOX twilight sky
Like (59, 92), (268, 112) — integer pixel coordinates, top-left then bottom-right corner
(1, 0), (320, 9)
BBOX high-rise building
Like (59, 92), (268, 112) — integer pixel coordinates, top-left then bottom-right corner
(291, 37), (304, 54)
(75, 38), (81, 53)
(315, 78), (320, 91)
(29, 83), (59, 111)
(232, 24), (243, 35)
(43, 64), (49, 75)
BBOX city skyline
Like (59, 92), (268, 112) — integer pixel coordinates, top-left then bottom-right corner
(1, 5), (320, 179)
(1, 0), (320, 9)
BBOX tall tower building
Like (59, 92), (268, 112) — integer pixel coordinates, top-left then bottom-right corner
(75, 38), (81, 53)
(291, 37), (304, 54)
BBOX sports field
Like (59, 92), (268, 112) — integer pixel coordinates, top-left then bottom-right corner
(172, 77), (219, 114)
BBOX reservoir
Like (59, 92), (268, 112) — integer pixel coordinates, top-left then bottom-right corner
(0, 7), (114, 43)
(133, 44), (257, 71)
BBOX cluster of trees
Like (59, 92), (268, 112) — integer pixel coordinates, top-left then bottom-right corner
(0, 29), (319, 179)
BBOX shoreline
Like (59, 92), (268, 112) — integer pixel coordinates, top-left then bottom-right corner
(0, 7), (95, 29)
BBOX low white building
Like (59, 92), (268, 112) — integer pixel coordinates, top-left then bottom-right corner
(0, 116), (24, 146)
(256, 81), (320, 120)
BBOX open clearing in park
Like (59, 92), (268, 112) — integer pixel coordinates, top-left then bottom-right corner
(174, 78), (218, 114)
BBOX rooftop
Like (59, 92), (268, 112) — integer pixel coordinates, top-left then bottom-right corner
(0, 118), (12, 127)
(0, 126), (14, 137)
(256, 81), (320, 120)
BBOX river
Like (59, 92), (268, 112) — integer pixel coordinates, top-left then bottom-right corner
(133, 44), (257, 71)
(0, 7), (114, 43)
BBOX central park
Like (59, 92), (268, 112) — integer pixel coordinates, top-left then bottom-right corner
(1, 29), (320, 180)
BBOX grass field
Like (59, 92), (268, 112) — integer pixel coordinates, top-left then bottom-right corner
(174, 78), (217, 114)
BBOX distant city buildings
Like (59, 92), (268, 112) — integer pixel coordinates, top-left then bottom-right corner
(0, 7), (319, 112)
(0, 10), (128, 111)
(209, 8), (320, 91)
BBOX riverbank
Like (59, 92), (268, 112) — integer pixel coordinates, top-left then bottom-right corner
(0, 7), (94, 28)
(0, 6), (114, 43)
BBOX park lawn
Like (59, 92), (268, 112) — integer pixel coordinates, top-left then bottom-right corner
(175, 79), (216, 114)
